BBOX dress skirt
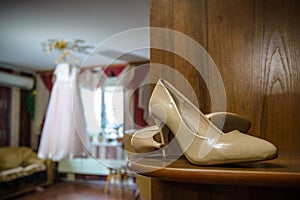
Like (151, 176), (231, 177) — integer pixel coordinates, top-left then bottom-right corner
(38, 63), (91, 161)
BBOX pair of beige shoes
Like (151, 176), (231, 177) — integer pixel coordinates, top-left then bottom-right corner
(131, 79), (277, 165)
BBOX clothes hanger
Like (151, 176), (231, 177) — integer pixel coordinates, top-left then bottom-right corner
(54, 50), (80, 64)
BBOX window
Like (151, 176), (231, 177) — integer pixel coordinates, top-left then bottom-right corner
(81, 83), (124, 142)
(101, 85), (124, 135)
(81, 88), (102, 135)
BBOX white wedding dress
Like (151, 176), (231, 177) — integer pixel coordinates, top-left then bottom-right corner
(38, 63), (91, 161)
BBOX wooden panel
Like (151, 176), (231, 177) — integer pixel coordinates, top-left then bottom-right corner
(206, 0), (257, 133)
(147, 0), (300, 199)
(150, 0), (211, 112)
(150, 0), (300, 152)
(172, 0), (210, 112)
(150, 0), (174, 84)
(129, 153), (300, 199)
(150, 179), (298, 200)
(19, 90), (31, 146)
(254, 0), (300, 151)
(129, 153), (300, 187)
(0, 86), (11, 146)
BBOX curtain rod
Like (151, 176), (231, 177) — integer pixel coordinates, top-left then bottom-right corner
(36, 60), (149, 74)
(36, 63), (128, 74)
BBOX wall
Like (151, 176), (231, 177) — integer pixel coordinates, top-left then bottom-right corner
(150, 0), (300, 152)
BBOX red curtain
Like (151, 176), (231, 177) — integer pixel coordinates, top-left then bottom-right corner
(104, 65), (126, 77)
(40, 73), (54, 92)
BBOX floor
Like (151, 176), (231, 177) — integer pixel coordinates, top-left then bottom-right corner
(13, 180), (138, 200)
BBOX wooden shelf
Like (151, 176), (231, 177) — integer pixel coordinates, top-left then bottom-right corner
(128, 152), (300, 188)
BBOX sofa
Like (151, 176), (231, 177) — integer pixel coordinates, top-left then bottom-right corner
(0, 146), (54, 199)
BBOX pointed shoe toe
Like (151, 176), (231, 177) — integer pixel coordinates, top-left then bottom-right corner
(227, 131), (278, 162)
(194, 131), (278, 165)
(246, 135), (278, 161)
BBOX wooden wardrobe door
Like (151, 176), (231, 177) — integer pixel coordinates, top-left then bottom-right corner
(150, 0), (300, 152)
(0, 86), (11, 146)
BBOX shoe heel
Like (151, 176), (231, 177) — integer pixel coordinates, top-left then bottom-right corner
(154, 118), (182, 159)
(153, 118), (167, 158)
(153, 118), (166, 144)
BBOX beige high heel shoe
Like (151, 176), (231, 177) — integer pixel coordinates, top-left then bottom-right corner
(146, 79), (277, 165)
(131, 112), (251, 153)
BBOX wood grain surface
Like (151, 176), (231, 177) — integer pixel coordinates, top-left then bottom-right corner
(129, 152), (300, 187)
(150, 0), (300, 152)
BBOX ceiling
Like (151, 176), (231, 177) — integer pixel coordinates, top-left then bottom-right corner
(0, 0), (150, 72)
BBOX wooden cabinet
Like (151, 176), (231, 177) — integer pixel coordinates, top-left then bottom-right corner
(137, 0), (300, 199)
(150, 0), (300, 152)
(128, 153), (300, 200)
